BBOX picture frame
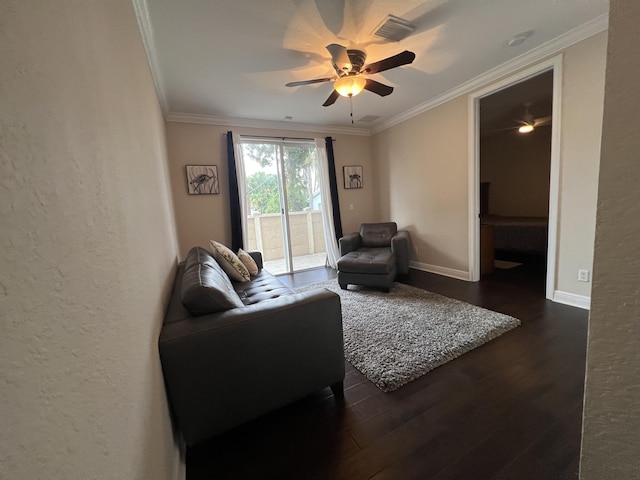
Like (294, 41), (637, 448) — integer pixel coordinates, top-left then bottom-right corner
(343, 165), (363, 189)
(186, 165), (219, 195)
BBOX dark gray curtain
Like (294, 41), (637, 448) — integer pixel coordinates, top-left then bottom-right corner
(325, 136), (343, 241)
(226, 131), (243, 251)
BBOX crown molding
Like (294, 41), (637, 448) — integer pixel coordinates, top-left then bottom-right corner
(370, 13), (609, 135)
(165, 112), (372, 136)
(133, 0), (169, 115)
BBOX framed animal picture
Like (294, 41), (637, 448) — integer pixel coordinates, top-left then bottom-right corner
(343, 165), (363, 189)
(186, 165), (219, 194)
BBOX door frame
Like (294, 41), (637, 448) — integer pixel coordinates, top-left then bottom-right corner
(467, 55), (563, 300)
(275, 142), (295, 273)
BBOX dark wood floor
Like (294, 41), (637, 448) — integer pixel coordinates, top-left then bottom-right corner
(186, 260), (588, 480)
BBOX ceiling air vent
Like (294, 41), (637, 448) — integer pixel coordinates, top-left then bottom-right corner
(373, 14), (417, 42)
(358, 115), (381, 123)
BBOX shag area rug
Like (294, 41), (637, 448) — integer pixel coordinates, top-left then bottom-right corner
(297, 280), (520, 392)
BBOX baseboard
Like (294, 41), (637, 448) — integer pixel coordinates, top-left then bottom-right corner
(553, 290), (591, 310)
(409, 261), (470, 281)
(409, 262), (591, 309)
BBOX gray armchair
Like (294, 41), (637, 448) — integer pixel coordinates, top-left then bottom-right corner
(337, 222), (411, 291)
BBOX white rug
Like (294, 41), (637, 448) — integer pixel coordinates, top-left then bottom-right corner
(298, 280), (520, 392)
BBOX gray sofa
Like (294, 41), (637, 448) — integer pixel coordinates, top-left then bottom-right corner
(159, 246), (344, 447)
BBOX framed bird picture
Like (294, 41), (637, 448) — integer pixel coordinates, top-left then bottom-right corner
(343, 165), (363, 189)
(186, 165), (219, 194)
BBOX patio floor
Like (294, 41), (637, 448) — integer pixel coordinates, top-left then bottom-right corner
(263, 252), (327, 275)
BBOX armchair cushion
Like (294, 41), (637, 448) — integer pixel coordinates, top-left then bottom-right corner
(337, 251), (396, 274)
(360, 222), (398, 248)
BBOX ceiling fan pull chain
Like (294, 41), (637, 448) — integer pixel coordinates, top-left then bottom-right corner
(349, 94), (354, 124)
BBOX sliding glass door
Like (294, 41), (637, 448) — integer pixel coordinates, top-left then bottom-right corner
(240, 139), (327, 274)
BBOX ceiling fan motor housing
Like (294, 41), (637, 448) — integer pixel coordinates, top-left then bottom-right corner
(286, 43), (416, 107)
(346, 49), (367, 74)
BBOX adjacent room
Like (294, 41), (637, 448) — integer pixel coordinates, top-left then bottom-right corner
(3, 1), (639, 480)
(478, 70), (554, 283)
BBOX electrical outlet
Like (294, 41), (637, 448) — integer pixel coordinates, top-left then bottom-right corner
(578, 269), (590, 282)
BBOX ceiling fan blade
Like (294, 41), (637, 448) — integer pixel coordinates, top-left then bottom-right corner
(285, 77), (335, 87)
(534, 115), (552, 126)
(364, 79), (394, 97)
(326, 43), (351, 74)
(491, 126), (520, 133)
(362, 50), (416, 75)
(322, 90), (340, 107)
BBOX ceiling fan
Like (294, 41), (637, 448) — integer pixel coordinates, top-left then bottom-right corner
(514, 103), (551, 133)
(285, 43), (416, 107)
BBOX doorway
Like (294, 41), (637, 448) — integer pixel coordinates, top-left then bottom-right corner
(468, 56), (562, 300)
(239, 138), (327, 274)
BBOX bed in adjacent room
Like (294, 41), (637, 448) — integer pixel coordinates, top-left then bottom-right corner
(481, 214), (548, 255)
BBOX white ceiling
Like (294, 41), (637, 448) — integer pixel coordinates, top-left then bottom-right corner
(136, 0), (608, 133)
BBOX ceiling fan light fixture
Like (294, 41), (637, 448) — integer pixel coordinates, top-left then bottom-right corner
(518, 124), (534, 134)
(334, 76), (366, 97)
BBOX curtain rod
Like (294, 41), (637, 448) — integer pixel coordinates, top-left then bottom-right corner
(222, 133), (335, 141)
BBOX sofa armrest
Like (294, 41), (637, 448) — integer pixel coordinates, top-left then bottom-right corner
(391, 230), (411, 275)
(159, 289), (344, 446)
(247, 250), (263, 270)
(339, 233), (361, 256)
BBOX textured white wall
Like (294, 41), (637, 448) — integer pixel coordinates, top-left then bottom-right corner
(580, 1), (640, 477)
(372, 96), (470, 273)
(555, 32), (607, 298)
(0, 1), (181, 479)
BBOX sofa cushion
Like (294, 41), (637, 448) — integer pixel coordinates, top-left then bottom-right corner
(237, 248), (259, 276)
(209, 240), (250, 282)
(181, 247), (244, 315)
(360, 222), (398, 248)
(234, 270), (295, 305)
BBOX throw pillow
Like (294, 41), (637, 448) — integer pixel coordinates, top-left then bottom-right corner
(237, 248), (259, 276)
(209, 240), (250, 282)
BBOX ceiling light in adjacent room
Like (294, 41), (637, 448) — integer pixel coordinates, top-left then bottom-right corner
(518, 124), (534, 133)
(334, 76), (366, 97)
